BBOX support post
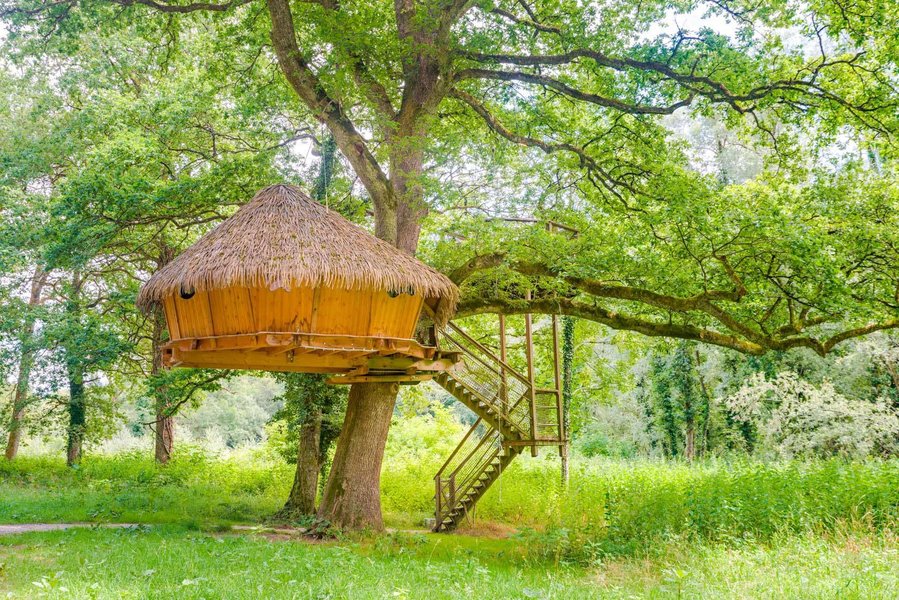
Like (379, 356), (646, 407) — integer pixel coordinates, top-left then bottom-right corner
(524, 291), (538, 457)
(435, 476), (442, 526)
(552, 315), (565, 453)
(499, 314), (508, 415)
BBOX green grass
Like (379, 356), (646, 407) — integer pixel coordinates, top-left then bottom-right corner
(0, 525), (897, 598)
(3, 452), (899, 597)
(4, 452), (899, 557)
(0, 450), (292, 527)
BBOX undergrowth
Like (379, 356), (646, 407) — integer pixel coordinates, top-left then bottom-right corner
(3, 448), (898, 563)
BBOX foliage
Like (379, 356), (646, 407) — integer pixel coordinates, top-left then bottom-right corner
(3, 448), (899, 572)
(176, 375), (284, 450)
(267, 373), (347, 465)
(725, 372), (899, 459)
(5, 0), (899, 359)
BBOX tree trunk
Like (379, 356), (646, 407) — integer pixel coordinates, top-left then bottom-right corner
(560, 315), (574, 487)
(695, 350), (712, 457)
(152, 307), (174, 464)
(315, 136), (425, 528)
(154, 401), (175, 464)
(4, 267), (47, 460)
(283, 408), (322, 516)
(317, 382), (398, 529)
(66, 365), (86, 467)
(684, 425), (695, 462)
(5, 364), (33, 460)
(65, 272), (86, 468)
(151, 245), (176, 464)
(684, 387), (695, 461)
(267, 0), (446, 530)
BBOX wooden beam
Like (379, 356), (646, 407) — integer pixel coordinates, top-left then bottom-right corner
(327, 373), (435, 384)
(524, 291), (538, 458)
(499, 314), (508, 415)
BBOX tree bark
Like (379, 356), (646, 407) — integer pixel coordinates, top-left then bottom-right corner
(684, 425), (695, 462)
(283, 408), (322, 516)
(152, 307), (175, 464)
(560, 316), (574, 487)
(154, 401), (175, 464)
(5, 267), (47, 460)
(151, 244), (176, 464)
(317, 382), (398, 529)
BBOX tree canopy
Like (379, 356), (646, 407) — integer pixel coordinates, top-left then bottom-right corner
(2, 0), (898, 527)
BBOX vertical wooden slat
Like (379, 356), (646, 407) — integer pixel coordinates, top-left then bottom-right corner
(524, 290), (537, 457)
(163, 297), (182, 341)
(369, 292), (423, 338)
(310, 287), (322, 332)
(174, 290), (214, 337)
(314, 288), (372, 335)
(499, 314), (507, 415)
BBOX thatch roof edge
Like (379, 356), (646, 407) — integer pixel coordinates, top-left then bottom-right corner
(136, 184), (458, 326)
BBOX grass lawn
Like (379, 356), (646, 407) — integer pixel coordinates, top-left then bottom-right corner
(1, 526), (898, 599)
(3, 453), (899, 598)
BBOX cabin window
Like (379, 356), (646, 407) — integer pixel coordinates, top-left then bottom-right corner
(388, 288), (415, 298)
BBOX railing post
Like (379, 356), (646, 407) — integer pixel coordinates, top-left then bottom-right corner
(449, 474), (456, 509)
(435, 476), (442, 527)
(499, 314), (508, 417)
(524, 291), (538, 457)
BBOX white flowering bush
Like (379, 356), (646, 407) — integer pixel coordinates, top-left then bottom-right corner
(724, 371), (899, 459)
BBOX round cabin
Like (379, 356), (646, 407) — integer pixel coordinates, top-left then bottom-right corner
(137, 184), (459, 380)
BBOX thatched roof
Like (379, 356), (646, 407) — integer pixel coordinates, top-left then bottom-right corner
(137, 184), (458, 325)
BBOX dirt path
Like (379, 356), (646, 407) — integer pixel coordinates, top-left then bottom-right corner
(0, 523), (138, 535)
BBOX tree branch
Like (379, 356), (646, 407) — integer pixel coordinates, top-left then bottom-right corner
(109, 0), (250, 13)
(265, 0), (394, 208)
(449, 89), (648, 209)
(457, 294), (768, 354)
(456, 67), (694, 115)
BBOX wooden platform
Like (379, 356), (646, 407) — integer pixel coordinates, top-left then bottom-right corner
(161, 331), (459, 383)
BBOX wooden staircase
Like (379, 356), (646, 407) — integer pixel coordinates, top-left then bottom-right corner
(431, 320), (565, 532)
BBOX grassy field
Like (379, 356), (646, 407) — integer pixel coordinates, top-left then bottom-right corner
(2, 451), (899, 598)
(1, 524), (898, 598)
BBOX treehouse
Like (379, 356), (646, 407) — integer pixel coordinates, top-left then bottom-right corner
(136, 184), (460, 382)
(138, 183), (567, 533)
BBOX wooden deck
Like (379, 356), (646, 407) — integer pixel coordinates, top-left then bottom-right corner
(162, 331), (459, 382)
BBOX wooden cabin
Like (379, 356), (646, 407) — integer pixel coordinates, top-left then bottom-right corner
(137, 184), (459, 381)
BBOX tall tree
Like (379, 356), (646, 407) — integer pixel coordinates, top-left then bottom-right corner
(644, 342), (710, 459)
(3, 266), (48, 459)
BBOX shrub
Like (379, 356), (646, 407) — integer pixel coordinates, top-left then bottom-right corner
(725, 372), (899, 458)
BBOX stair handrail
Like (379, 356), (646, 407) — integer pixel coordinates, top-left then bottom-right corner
(434, 422), (503, 524)
(434, 416), (483, 479)
(441, 322), (531, 386)
(450, 432), (498, 496)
